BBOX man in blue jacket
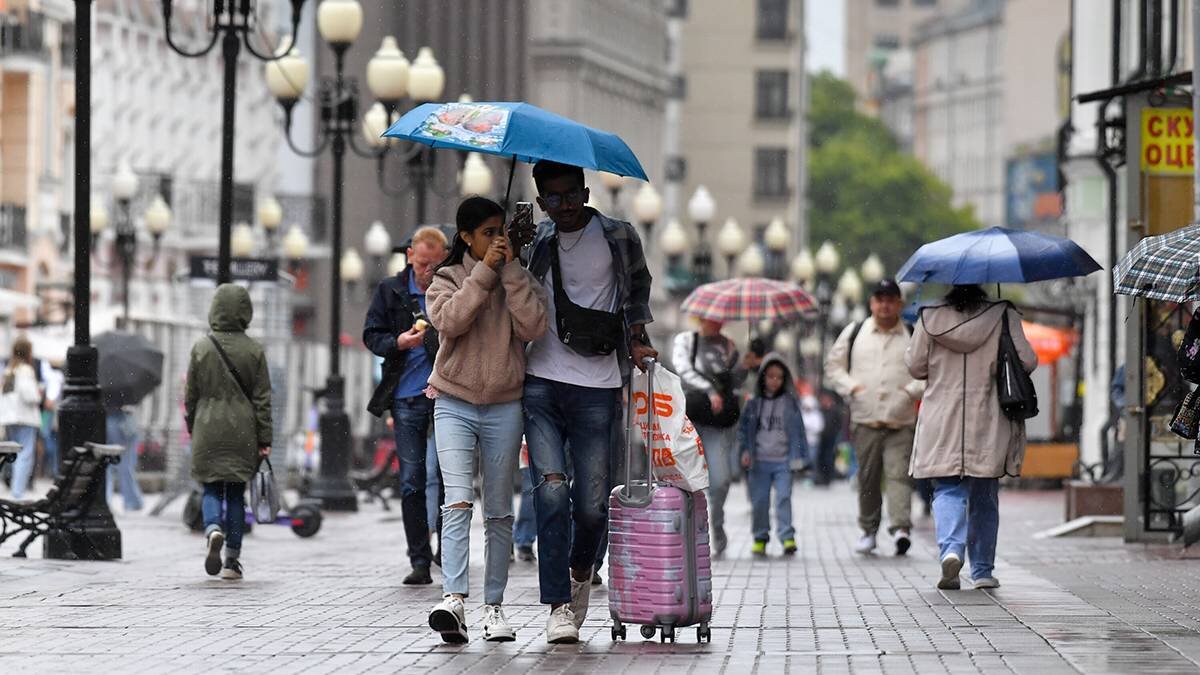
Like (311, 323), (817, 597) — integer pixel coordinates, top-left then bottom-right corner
(363, 226), (447, 585)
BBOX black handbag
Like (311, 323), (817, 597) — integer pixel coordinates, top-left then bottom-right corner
(550, 243), (624, 357)
(996, 311), (1039, 421)
(1178, 309), (1200, 384)
(1170, 385), (1200, 440)
(682, 333), (740, 428)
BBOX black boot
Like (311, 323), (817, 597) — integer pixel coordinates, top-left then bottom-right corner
(403, 565), (433, 585)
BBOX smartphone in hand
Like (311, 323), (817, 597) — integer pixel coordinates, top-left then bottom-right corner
(508, 201), (535, 248)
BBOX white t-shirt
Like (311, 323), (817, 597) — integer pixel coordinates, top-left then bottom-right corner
(526, 216), (622, 388)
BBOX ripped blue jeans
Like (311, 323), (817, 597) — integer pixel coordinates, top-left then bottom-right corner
(523, 375), (619, 605)
(433, 394), (522, 605)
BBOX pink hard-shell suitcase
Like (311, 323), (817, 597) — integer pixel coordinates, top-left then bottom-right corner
(608, 358), (713, 643)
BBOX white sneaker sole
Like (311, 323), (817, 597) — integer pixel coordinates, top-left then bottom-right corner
(429, 608), (468, 644)
(484, 627), (516, 642)
(938, 555), (963, 590)
(204, 532), (224, 576)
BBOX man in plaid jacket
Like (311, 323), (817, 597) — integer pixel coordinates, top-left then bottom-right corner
(521, 160), (656, 644)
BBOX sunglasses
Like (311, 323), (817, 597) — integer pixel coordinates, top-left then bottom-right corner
(541, 189), (586, 210)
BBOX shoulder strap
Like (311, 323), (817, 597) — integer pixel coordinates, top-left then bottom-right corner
(691, 331), (700, 369)
(847, 321), (864, 373)
(208, 334), (254, 405)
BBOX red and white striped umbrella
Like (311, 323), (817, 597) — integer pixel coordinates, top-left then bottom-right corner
(680, 277), (816, 323)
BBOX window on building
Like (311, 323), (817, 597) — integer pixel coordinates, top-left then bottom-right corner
(914, 0), (937, 6)
(755, 70), (790, 119)
(876, 0), (900, 6)
(757, 0), (788, 40)
(873, 34), (901, 50)
(754, 148), (789, 198)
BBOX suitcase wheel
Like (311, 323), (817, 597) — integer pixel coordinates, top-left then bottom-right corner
(660, 625), (676, 643)
(640, 624), (657, 640)
(697, 622), (711, 643)
(611, 622), (626, 641)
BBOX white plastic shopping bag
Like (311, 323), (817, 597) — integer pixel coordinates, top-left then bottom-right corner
(631, 365), (710, 492)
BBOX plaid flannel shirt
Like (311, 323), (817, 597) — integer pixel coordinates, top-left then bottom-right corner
(524, 207), (654, 381)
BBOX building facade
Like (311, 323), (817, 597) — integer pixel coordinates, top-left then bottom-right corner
(676, 0), (806, 278)
(844, 0), (969, 106)
(910, 0), (1005, 229)
(0, 0), (73, 328)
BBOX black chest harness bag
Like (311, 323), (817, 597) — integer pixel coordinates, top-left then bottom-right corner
(549, 239), (624, 357)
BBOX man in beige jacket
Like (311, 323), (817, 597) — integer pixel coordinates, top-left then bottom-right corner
(825, 279), (924, 556)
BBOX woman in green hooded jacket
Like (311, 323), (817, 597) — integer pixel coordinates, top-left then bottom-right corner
(186, 284), (273, 580)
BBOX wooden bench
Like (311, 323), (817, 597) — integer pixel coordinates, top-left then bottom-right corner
(0, 442), (124, 558)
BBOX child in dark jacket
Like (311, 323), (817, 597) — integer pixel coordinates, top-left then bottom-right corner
(738, 353), (808, 557)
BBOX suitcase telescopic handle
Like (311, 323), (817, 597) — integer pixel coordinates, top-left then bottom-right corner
(623, 357), (656, 500)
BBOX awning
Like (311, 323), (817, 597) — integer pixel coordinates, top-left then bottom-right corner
(1022, 321), (1077, 364)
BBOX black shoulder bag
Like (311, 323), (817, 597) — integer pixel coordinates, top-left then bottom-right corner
(549, 240), (624, 357)
(995, 311), (1038, 421)
(682, 332), (740, 428)
(208, 334), (255, 405)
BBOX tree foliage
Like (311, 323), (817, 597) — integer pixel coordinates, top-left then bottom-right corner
(807, 71), (978, 277)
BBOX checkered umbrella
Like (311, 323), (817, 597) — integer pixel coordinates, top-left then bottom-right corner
(680, 277), (816, 323)
(1113, 224), (1200, 302)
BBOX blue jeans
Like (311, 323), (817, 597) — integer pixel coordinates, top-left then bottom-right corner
(932, 477), (1000, 579)
(425, 434), (440, 533)
(202, 481), (247, 554)
(434, 395), (522, 604)
(513, 465), (537, 548)
(524, 375), (619, 604)
(5, 424), (37, 500)
(392, 396), (436, 568)
(105, 411), (144, 510)
(698, 424), (734, 546)
(750, 460), (794, 542)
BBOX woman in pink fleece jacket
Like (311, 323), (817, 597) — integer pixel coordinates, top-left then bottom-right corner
(424, 196), (548, 644)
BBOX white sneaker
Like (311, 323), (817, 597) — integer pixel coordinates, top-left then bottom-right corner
(204, 529), (224, 576)
(545, 604), (579, 644)
(429, 596), (469, 644)
(483, 604), (516, 642)
(854, 533), (877, 555)
(973, 576), (1000, 590)
(938, 553), (963, 590)
(569, 575), (591, 628)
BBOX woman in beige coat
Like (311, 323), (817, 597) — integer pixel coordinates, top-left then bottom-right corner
(905, 285), (1036, 591)
(424, 196), (548, 644)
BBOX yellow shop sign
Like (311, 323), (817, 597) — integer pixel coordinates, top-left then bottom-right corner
(1141, 108), (1195, 175)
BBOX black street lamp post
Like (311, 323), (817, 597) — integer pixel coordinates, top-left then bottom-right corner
(270, 2), (445, 511)
(159, 0), (306, 285)
(52, 0), (118, 560)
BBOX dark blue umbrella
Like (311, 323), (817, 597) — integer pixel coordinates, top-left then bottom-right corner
(896, 227), (1102, 284)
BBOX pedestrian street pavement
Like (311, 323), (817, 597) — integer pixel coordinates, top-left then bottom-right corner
(2, 478), (1200, 674)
